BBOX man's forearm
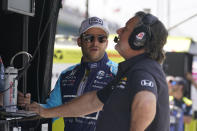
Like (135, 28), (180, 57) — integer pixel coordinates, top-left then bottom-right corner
(38, 91), (103, 118)
(130, 91), (156, 131)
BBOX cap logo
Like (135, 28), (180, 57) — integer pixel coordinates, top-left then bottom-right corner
(89, 17), (103, 25)
(79, 17), (109, 36)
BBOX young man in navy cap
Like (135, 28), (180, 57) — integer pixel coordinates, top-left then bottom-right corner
(27, 11), (170, 131)
(18, 16), (118, 131)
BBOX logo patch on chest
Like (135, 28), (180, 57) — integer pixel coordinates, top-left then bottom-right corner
(96, 70), (105, 79)
(116, 77), (127, 89)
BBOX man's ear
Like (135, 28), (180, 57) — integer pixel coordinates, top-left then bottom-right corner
(77, 37), (82, 47)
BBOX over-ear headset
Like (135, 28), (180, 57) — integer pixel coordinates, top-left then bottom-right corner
(128, 13), (158, 50)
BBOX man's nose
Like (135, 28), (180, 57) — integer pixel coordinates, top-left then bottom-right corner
(92, 37), (99, 45)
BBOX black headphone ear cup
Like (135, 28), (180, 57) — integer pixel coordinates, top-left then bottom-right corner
(128, 25), (150, 50)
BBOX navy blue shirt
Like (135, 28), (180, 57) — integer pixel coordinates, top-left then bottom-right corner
(96, 53), (170, 131)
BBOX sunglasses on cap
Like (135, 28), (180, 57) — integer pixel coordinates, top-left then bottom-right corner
(82, 34), (107, 43)
(169, 80), (177, 86)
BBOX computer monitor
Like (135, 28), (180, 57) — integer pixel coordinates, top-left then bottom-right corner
(2, 0), (35, 16)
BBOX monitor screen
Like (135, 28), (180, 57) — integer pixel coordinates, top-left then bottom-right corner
(2, 0), (35, 16)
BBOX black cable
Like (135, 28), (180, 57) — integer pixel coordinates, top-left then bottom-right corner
(34, 117), (41, 130)
(15, 0), (58, 81)
(32, 0), (57, 128)
(10, 0), (56, 128)
(35, 0), (46, 105)
(36, 50), (41, 102)
(0, 78), (17, 94)
(31, 0), (45, 129)
(0, 1), (60, 129)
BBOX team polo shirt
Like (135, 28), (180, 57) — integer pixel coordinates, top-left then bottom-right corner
(96, 53), (170, 131)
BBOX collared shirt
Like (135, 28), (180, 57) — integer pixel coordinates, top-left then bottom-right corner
(96, 53), (170, 131)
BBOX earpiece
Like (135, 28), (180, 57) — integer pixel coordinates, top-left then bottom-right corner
(128, 25), (150, 50)
(128, 13), (158, 50)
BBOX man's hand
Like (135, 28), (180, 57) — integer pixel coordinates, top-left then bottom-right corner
(26, 91), (103, 118)
(27, 102), (47, 117)
(17, 91), (31, 107)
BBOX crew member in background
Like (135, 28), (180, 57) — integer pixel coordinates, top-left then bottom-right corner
(167, 75), (176, 96)
(169, 76), (193, 131)
(18, 16), (118, 131)
(185, 72), (197, 131)
(27, 11), (170, 131)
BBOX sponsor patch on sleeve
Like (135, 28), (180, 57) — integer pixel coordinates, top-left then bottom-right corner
(140, 79), (154, 88)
